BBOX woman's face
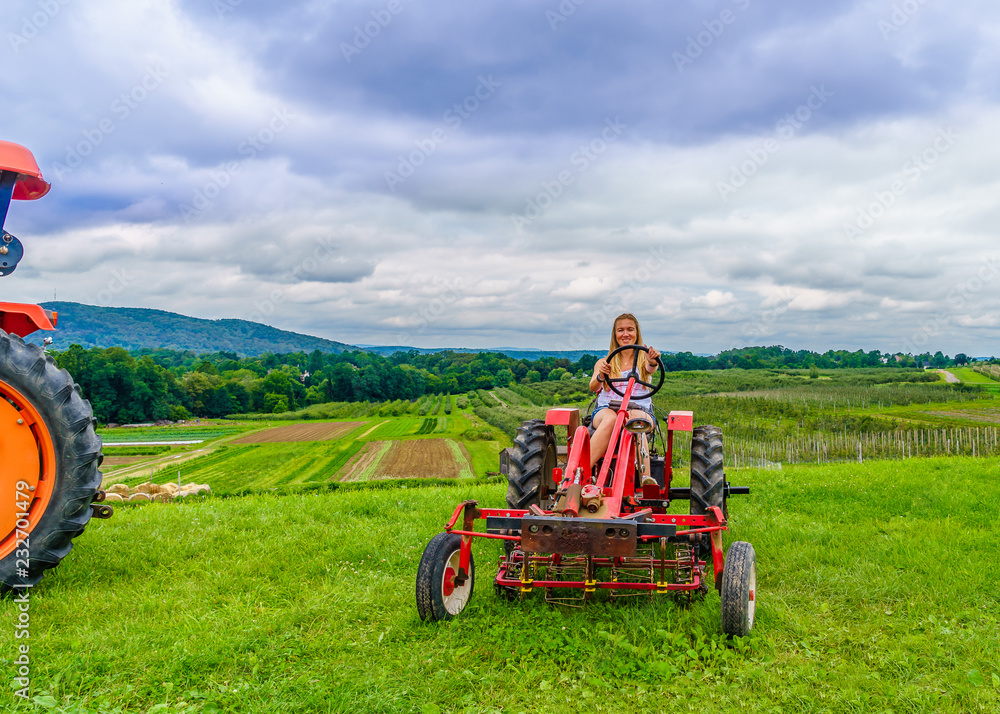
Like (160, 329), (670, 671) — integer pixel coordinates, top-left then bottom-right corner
(614, 319), (638, 347)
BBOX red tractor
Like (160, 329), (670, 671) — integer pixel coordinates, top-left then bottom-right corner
(0, 141), (107, 594)
(416, 345), (756, 636)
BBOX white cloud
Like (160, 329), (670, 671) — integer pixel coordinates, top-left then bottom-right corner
(689, 290), (736, 309)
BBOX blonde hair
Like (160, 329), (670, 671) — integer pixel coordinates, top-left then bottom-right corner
(607, 313), (651, 382)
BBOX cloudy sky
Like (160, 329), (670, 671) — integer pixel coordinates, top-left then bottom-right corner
(2, 0), (999, 354)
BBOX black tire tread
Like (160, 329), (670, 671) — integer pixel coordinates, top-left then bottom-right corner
(505, 419), (556, 510)
(1, 329), (102, 594)
(689, 424), (726, 518)
(415, 532), (474, 622)
(721, 541), (756, 637)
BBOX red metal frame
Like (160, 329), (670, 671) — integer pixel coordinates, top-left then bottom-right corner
(0, 302), (57, 338)
(441, 378), (729, 597)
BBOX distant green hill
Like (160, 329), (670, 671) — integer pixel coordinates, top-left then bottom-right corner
(35, 302), (351, 356)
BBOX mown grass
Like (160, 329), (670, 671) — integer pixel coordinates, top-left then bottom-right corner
(3, 457), (999, 713)
(952, 367), (1000, 396)
(129, 441), (367, 493)
(97, 422), (255, 444)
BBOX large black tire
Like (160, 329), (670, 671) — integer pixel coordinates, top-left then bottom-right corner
(689, 425), (727, 519)
(416, 532), (475, 622)
(0, 329), (103, 594)
(721, 541), (757, 637)
(505, 420), (557, 510)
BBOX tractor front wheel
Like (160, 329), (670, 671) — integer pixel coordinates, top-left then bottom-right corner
(416, 532), (475, 621)
(720, 541), (757, 637)
(0, 330), (102, 594)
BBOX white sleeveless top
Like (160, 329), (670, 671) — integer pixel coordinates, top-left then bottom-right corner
(595, 368), (653, 411)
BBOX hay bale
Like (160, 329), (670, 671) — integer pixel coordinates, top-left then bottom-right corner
(153, 492), (175, 503)
(128, 493), (151, 502)
(104, 493), (124, 503)
(106, 483), (130, 496)
(133, 482), (154, 495)
(162, 482), (179, 493)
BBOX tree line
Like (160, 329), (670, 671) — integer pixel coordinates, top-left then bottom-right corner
(50, 343), (980, 424)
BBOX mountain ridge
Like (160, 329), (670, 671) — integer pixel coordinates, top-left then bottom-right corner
(29, 302), (606, 359)
(35, 302), (351, 356)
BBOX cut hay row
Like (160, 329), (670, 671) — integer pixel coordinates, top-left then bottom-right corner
(339, 440), (393, 482)
(445, 440), (475, 479)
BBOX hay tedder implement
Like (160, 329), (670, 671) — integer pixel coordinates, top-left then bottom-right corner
(1, 141), (107, 594)
(416, 345), (756, 636)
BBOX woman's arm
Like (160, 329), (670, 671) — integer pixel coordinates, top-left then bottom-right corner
(644, 346), (661, 372)
(589, 358), (610, 392)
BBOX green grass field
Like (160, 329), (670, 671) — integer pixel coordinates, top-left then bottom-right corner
(951, 367), (1000, 395)
(124, 440), (368, 492)
(97, 423), (256, 444)
(4, 457), (999, 713)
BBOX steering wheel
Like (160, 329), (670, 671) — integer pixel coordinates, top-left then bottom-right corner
(602, 344), (665, 399)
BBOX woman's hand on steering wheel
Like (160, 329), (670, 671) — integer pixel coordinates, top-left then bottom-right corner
(604, 343), (665, 398)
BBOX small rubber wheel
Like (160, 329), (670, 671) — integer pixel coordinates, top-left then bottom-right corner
(721, 541), (757, 637)
(416, 532), (475, 621)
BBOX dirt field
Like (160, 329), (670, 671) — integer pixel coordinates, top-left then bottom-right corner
(338, 439), (472, 481)
(233, 421), (365, 444)
(101, 456), (149, 466)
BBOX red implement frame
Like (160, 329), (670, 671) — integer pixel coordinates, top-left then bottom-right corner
(442, 377), (729, 596)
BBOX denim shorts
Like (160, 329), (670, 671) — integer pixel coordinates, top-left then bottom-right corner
(592, 403), (656, 423)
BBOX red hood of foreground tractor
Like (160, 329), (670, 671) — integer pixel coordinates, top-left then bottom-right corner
(0, 302), (57, 337)
(0, 140), (51, 200)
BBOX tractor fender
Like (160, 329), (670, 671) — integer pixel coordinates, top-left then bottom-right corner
(0, 302), (56, 338)
(0, 141), (51, 200)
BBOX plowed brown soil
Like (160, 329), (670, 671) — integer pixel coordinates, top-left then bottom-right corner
(339, 439), (472, 481)
(375, 440), (459, 480)
(101, 456), (148, 466)
(233, 421), (365, 444)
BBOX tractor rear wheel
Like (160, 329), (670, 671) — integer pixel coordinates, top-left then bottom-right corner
(689, 424), (727, 519)
(505, 420), (557, 511)
(721, 541), (757, 637)
(0, 330), (103, 594)
(416, 532), (475, 621)
(689, 425), (727, 557)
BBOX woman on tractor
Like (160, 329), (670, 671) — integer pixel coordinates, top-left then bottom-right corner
(588, 312), (661, 486)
